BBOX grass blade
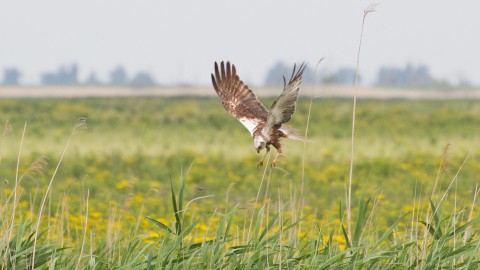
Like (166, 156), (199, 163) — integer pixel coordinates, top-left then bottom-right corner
(145, 216), (175, 235)
(170, 179), (182, 235)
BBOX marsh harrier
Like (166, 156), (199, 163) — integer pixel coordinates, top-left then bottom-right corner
(211, 61), (306, 167)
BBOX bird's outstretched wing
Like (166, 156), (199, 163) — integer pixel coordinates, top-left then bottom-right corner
(211, 61), (268, 135)
(263, 63), (306, 134)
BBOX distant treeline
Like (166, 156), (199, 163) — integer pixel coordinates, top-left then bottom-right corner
(1, 62), (475, 88)
(2, 64), (156, 88)
(265, 62), (472, 89)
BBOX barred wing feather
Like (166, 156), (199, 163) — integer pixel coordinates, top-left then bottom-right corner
(263, 63), (306, 134)
(211, 61), (268, 135)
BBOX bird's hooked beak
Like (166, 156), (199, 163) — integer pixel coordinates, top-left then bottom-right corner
(256, 148), (260, 153)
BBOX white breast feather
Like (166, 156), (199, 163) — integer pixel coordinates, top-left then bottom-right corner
(239, 117), (261, 136)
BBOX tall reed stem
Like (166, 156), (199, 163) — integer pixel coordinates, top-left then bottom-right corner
(31, 117), (86, 269)
(347, 3), (377, 242)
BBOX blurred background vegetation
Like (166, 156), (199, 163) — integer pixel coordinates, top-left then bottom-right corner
(1, 97), (479, 234)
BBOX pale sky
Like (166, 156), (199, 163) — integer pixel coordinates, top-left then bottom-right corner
(1, 1), (479, 86)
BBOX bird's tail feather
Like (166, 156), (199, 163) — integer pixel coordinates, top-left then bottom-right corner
(280, 126), (312, 142)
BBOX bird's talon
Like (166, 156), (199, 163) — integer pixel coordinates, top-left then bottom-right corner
(257, 161), (264, 167)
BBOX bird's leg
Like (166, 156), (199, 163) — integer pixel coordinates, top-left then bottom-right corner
(270, 137), (283, 167)
(271, 149), (282, 167)
(257, 146), (270, 167)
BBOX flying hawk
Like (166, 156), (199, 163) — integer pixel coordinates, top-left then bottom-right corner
(211, 61), (306, 167)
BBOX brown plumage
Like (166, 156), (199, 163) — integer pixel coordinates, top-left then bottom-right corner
(211, 61), (306, 167)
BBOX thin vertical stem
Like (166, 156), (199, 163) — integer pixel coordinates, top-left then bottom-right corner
(347, 3), (377, 243)
(76, 189), (90, 270)
(31, 117), (85, 269)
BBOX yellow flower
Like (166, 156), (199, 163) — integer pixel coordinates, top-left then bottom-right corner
(90, 211), (102, 218)
(20, 200), (29, 208)
(115, 180), (129, 189)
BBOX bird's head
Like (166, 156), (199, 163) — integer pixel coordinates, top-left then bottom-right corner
(254, 136), (267, 153)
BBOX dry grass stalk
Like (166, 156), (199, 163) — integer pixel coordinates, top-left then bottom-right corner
(463, 183), (480, 244)
(436, 144), (476, 212)
(297, 58), (325, 247)
(21, 156), (49, 181)
(76, 189), (90, 270)
(246, 153), (270, 242)
(347, 2), (377, 242)
(301, 57), (326, 195)
(31, 117), (86, 269)
(4, 122), (27, 268)
(3, 120), (12, 137)
(431, 143), (451, 199)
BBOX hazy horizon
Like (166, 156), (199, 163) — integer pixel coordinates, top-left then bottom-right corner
(1, 1), (479, 86)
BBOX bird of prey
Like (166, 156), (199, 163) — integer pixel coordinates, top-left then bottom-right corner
(211, 61), (306, 167)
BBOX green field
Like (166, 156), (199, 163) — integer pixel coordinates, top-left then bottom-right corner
(1, 97), (479, 268)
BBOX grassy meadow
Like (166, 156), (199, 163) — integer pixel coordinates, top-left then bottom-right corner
(1, 96), (480, 268)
